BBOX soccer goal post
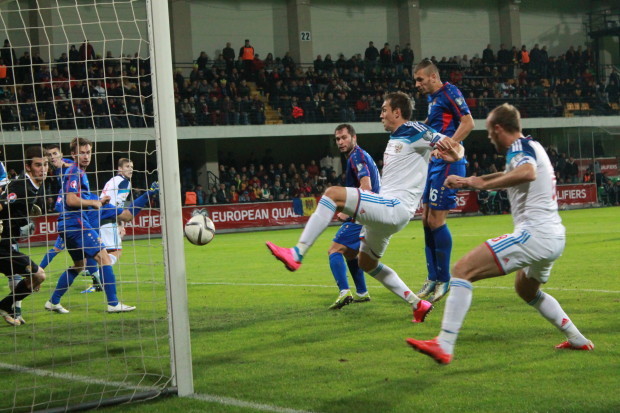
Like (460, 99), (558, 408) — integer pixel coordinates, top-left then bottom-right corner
(0, 0), (193, 410)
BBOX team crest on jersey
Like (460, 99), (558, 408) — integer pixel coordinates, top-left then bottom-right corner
(7, 193), (17, 202)
(70, 180), (78, 189)
(394, 143), (403, 153)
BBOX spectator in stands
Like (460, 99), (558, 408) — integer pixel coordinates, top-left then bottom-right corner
(184, 187), (197, 206)
(216, 183), (229, 203)
(240, 39), (255, 80)
(564, 156), (579, 183)
(380, 43), (392, 69)
(222, 42), (235, 74)
(402, 43), (414, 74)
(195, 184), (207, 205)
(482, 44), (494, 66)
(364, 41), (379, 71)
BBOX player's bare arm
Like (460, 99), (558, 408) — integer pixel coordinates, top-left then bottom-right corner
(446, 163), (535, 190)
(450, 114), (475, 143)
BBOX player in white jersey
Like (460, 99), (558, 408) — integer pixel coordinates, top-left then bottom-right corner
(266, 91), (464, 323)
(81, 158), (133, 294)
(100, 158), (133, 259)
(407, 103), (593, 365)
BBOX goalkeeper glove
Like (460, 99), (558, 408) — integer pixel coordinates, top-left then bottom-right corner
(147, 181), (159, 196)
(20, 221), (35, 238)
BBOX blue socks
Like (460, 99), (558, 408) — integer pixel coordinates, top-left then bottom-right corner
(40, 248), (60, 269)
(329, 252), (368, 294)
(424, 226), (438, 281)
(101, 265), (118, 306)
(51, 269), (80, 304)
(329, 252), (349, 291)
(432, 224), (453, 283)
(347, 258), (367, 295)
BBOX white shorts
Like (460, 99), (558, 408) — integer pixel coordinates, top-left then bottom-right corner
(343, 188), (411, 259)
(100, 222), (122, 251)
(485, 229), (565, 283)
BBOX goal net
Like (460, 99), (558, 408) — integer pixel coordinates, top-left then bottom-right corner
(0, 0), (190, 411)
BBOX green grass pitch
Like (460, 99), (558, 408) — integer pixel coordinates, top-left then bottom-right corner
(1, 208), (619, 412)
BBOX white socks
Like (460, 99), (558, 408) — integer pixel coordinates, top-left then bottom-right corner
(529, 291), (589, 347)
(368, 263), (419, 306)
(438, 279), (473, 355)
(296, 196), (337, 257)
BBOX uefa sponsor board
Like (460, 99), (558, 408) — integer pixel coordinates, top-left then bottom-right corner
(25, 186), (598, 243)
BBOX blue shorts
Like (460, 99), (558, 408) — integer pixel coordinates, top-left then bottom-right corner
(53, 236), (65, 250)
(423, 160), (467, 210)
(333, 221), (363, 251)
(61, 227), (104, 262)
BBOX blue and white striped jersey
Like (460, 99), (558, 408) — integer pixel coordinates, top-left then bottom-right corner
(505, 136), (564, 236)
(382, 121), (445, 215)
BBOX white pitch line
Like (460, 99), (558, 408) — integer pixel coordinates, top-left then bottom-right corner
(0, 362), (318, 413)
(0, 362), (158, 392)
(184, 281), (620, 294)
(188, 393), (317, 413)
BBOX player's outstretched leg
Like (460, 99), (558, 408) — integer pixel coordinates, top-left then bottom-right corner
(526, 290), (593, 351)
(266, 193), (340, 271)
(366, 262), (433, 323)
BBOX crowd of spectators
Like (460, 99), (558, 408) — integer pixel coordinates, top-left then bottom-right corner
(0, 39), (153, 131)
(182, 153), (350, 206)
(0, 38), (618, 132)
(176, 40), (620, 126)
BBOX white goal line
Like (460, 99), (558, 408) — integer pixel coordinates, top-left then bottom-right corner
(0, 362), (317, 413)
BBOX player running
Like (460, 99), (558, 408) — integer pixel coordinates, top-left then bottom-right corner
(414, 59), (474, 303)
(0, 146), (49, 326)
(267, 92), (463, 323)
(406, 104), (593, 364)
(327, 124), (380, 310)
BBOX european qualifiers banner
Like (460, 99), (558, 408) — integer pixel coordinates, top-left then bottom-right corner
(26, 186), (599, 244)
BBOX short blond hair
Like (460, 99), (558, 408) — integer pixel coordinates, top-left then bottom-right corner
(488, 103), (521, 133)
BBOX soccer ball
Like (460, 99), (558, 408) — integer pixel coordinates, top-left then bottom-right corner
(184, 215), (215, 245)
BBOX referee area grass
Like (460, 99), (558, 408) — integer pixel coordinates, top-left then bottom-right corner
(1, 208), (619, 412)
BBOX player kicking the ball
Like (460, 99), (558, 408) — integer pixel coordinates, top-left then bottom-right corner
(267, 92), (463, 323)
(406, 104), (593, 364)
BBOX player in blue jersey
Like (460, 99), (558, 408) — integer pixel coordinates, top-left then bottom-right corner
(38, 144), (74, 271)
(406, 104), (593, 364)
(414, 59), (475, 303)
(267, 92), (464, 323)
(44, 137), (136, 313)
(327, 124), (381, 309)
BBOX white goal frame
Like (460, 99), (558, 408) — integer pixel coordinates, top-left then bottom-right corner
(147, 0), (194, 397)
